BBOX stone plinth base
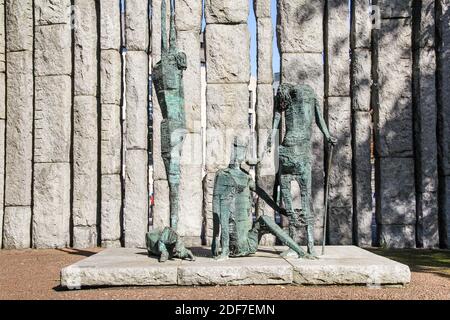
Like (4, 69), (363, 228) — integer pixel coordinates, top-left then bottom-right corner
(60, 246), (410, 289)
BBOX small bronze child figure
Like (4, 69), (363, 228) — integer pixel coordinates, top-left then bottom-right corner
(146, 227), (195, 263)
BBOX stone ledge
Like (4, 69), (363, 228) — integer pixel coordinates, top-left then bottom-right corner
(60, 246), (411, 289)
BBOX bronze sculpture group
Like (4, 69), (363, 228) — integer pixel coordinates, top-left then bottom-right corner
(148, 0), (336, 262)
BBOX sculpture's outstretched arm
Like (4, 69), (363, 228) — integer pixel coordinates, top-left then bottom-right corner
(255, 215), (312, 259)
(314, 98), (335, 144)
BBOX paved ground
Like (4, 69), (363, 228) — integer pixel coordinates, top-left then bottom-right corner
(0, 247), (449, 300)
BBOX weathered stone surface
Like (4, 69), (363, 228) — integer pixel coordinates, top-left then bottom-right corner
(125, 51), (148, 150)
(328, 207), (353, 245)
(205, 23), (250, 84)
(177, 132), (203, 244)
(60, 246), (411, 288)
(2, 206), (31, 249)
(0, 73), (4, 120)
(126, 0), (149, 51)
(417, 190), (439, 248)
(205, 0), (249, 24)
(74, 0), (98, 97)
(35, 24), (72, 76)
(254, 0), (271, 18)
(328, 97), (352, 208)
(33, 163), (71, 249)
(256, 84), (274, 130)
(61, 249), (180, 288)
(418, 48), (438, 193)
(378, 224), (416, 248)
(177, 30), (202, 133)
(124, 149), (148, 248)
(5, 0), (33, 52)
(35, 0), (70, 25)
(152, 179), (170, 230)
(205, 84), (249, 172)
(437, 1), (450, 177)
(352, 0), (371, 49)
(419, 0), (435, 48)
(278, 0), (324, 53)
(73, 226), (97, 249)
(0, 119), (4, 249)
(101, 174), (122, 247)
(380, 18), (412, 59)
(73, 96), (98, 248)
(256, 18), (273, 85)
(377, 19), (413, 157)
(288, 246), (411, 285)
(281, 53), (324, 97)
(442, 176), (450, 247)
(0, 0), (5, 73)
(5, 51), (33, 206)
(100, 0), (121, 50)
(352, 49), (371, 111)
(179, 255), (293, 286)
(202, 173), (215, 244)
(101, 50), (122, 105)
(175, 0), (202, 31)
(353, 111), (373, 247)
(101, 104), (122, 175)
(327, 1), (350, 96)
(34, 75), (71, 163)
(327, 98), (353, 245)
(377, 158), (416, 225)
(380, 0), (412, 18)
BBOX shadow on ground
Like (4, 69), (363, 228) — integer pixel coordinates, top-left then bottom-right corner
(368, 248), (450, 280)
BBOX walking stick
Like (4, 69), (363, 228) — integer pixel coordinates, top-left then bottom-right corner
(322, 143), (334, 256)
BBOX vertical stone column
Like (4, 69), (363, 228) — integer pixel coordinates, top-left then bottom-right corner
(254, 0), (275, 246)
(437, 0), (450, 248)
(32, 0), (72, 248)
(278, 0), (325, 244)
(123, 0), (149, 248)
(100, 0), (122, 248)
(413, 0), (439, 248)
(203, 0), (250, 244)
(325, 0), (353, 245)
(174, 0), (203, 246)
(0, 0), (5, 249)
(351, 0), (373, 247)
(375, 1), (416, 248)
(3, 0), (34, 249)
(72, 0), (98, 248)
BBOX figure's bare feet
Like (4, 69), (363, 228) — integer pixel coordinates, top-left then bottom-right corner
(215, 253), (230, 261)
(307, 244), (317, 257)
(280, 248), (299, 259)
(159, 251), (169, 263)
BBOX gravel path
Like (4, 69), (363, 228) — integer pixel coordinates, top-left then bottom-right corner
(0, 248), (449, 300)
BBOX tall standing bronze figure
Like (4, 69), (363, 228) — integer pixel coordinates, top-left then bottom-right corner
(153, 0), (187, 230)
(266, 83), (336, 256)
